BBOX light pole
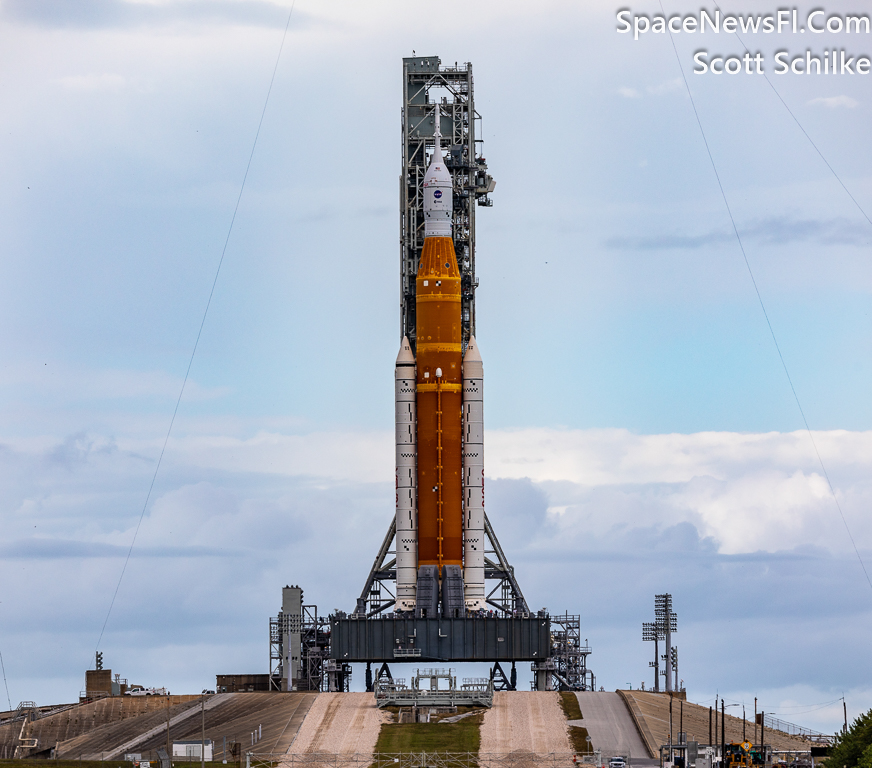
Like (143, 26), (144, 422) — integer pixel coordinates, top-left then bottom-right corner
(724, 704), (740, 747)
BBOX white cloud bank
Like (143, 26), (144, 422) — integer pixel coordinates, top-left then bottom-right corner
(119, 426), (872, 557)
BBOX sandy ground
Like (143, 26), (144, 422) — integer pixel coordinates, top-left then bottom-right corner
(480, 692), (572, 757)
(286, 692), (388, 757)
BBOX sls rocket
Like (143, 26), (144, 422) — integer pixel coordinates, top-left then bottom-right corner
(394, 109), (487, 616)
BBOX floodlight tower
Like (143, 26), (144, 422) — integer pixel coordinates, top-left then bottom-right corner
(654, 593), (677, 692)
(642, 621), (661, 692)
(644, 594), (677, 692)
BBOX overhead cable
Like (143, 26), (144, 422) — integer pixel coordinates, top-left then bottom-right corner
(658, 0), (872, 595)
(94, 0), (299, 655)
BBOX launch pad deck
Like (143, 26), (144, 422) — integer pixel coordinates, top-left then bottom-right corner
(330, 615), (551, 663)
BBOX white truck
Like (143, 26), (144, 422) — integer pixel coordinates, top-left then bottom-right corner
(126, 687), (168, 696)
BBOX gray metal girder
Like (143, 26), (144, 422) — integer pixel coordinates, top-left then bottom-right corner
(330, 616), (550, 663)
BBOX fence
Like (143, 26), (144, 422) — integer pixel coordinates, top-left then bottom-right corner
(249, 752), (582, 768)
(763, 716), (833, 744)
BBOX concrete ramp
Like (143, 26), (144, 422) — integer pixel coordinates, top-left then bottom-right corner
(575, 692), (650, 759)
(480, 692), (572, 755)
(0, 696), (201, 759)
(54, 693), (316, 760)
(620, 691), (813, 753)
(286, 692), (386, 756)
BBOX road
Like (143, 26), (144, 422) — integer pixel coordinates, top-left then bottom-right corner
(575, 692), (650, 760)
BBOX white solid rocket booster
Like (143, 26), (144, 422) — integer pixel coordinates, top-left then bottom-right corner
(395, 336), (418, 611)
(462, 336), (486, 610)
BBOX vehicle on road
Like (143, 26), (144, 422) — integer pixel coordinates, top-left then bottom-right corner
(126, 687), (167, 696)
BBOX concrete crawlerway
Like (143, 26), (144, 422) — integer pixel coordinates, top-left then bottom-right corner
(286, 692), (387, 755)
(0, 689), (818, 762)
(479, 692), (572, 754)
(575, 691), (651, 759)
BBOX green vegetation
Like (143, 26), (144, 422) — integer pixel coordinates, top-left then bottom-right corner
(373, 711), (483, 755)
(559, 691), (583, 721)
(558, 691), (592, 755)
(826, 709), (872, 768)
(567, 724), (593, 754)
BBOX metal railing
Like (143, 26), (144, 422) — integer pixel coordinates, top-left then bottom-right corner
(763, 715), (832, 743)
(373, 687), (493, 709)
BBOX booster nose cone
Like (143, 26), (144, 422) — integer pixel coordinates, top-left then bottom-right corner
(423, 106), (453, 238)
(463, 336), (482, 367)
(396, 336), (415, 366)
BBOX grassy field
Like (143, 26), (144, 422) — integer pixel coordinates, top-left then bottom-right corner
(559, 692), (593, 755)
(559, 692), (583, 721)
(373, 711), (483, 754)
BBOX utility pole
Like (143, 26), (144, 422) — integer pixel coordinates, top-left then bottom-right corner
(166, 695), (171, 762)
(743, 705), (746, 741)
(754, 698), (758, 746)
(721, 700), (726, 764)
(844, 700), (848, 734)
(709, 706), (713, 747)
(200, 698), (205, 768)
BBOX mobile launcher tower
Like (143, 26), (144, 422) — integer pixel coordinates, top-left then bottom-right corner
(271, 57), (595, 694)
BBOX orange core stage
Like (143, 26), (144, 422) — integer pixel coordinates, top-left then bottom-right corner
(415, 235), (463, 573)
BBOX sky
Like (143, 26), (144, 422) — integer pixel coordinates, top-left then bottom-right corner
(0, 0), (870, 736)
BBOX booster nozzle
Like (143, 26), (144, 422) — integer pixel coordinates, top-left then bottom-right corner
(423, 105), (452, 238)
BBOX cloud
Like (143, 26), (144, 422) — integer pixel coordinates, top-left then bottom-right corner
(606, 216), (872, 250)
(55, 73), (126, 91)
(807, 95), (859, 109)
(617, 79), (681, 100)
(158, 430), (394, 483)
(0, 537), (221, 559)
(8, 425), (869, 559)
(0, 0), (295, 30)
(0, 363), (231, 404)
(647, 78), (682, 95)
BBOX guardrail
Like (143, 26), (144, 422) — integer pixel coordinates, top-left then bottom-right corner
(763, 715), (834, 744)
